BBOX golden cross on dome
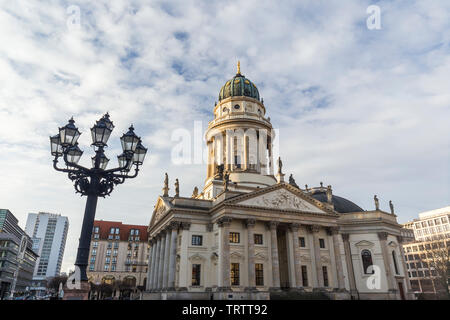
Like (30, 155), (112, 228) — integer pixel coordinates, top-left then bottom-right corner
(237, 60), (240, 74)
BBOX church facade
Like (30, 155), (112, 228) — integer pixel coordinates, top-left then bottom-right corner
(143, 64), (413, 300)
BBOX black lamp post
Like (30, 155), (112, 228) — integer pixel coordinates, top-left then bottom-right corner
(50, 113), (147, 282)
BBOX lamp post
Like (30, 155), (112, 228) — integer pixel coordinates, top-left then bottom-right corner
(50, 113), (147, 283)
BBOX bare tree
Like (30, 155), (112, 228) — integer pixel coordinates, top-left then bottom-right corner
(422, 236), (450, 298)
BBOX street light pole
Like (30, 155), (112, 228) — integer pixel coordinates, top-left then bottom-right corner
(50, 113), (148, 284)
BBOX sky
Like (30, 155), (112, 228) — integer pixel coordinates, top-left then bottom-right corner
(0, 1), (449, 274)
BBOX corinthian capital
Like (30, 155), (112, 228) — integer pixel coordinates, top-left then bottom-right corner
(307, 224), (320, 233)
(217, 217), (232, 227)
(245, 219), (256, 228)
(326, 226), (340, 235)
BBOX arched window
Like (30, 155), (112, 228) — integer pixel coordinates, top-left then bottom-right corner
(392, 250), (399, 275)
(361, 249), (374, 274)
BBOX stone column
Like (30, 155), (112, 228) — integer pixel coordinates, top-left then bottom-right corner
(162, 227), (171, 289)
(152, 235), (162, 291)
(218, 217), (232, 290)
(342, 233), (357, 294)
(268, 221), (280, 289)
(397, 236), (412, 293)
(245, 219), (256, 290)
(167, 222), (179, 290)
(309, 225), (323, 288)
(329, 227), (345, 290)
(149, 239), (154, 291)
(225, 131), (232, 171)
(244, 133), (249, 170)
(289, 223), (302, 288)
(268, 138), (274, 175)
(157, 231), (167, 289)
(378, 232), (396, 292)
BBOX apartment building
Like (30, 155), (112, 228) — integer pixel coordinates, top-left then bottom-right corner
(402, 206), (450, 296)
(87, 220), (149, 292)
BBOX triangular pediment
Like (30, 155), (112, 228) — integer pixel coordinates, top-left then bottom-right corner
(228, 184), (328, 214)
(355, 240), (375, 248)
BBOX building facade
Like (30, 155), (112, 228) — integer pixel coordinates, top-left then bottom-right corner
(143, 65), (413, 300)
(24, 212), (69, 296)
(402, 206), (450, 296)
(87, 221), (149, 294)
(0, 209), (38, 299)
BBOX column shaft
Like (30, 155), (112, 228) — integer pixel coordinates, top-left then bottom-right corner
(168, 225), (179, 290)
(397, 237), (412, 292)
(290, 224), (302, 287)
(246, 219), (256, 288)
(269, 222), (280, 288)
(378, 232), (396, 291)
(330, 228), (345, 290)
(310, 225), (323, 287)
(218, 217), (231, 289)
(152, 237), (161, 290)
(157, 232), (167, 289)
(162, 229), (171, 289)
(342, 234), (357, 293)
(146, 243), (153, 290)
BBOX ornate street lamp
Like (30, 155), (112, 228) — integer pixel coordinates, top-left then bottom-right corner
(50, 114), (148, 283)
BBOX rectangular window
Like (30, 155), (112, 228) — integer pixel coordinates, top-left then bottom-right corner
(89, 264), (95, 271)
(111, 264), (116, 271)
(255, 263), (264, 286)
(191, 235), (203, 246)
(231, 263), (240, 285)
(110, 227), (115, 234)
(229, 232), (240, 243)
(301, 265), (308, 287)
(115, 228), (120, 234)
(94, 227), (99, 233)
(104, 265), (109, 271)
(192, 264), (201, 286)
(322, 266), (329, 287)
(254, 234), (263, 245)
(319, 238), (325, 249)
(299, 237), (306, 248)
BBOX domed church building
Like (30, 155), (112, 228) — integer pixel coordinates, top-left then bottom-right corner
(143, 64), (413, 300)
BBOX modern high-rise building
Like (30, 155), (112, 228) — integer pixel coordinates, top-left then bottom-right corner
(402, 206), (450, 296)
(0, 209), (38, 299)
(25, 212), (69, 296)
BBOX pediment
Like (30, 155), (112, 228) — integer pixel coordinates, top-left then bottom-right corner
(189, 253), (206, 261)
(355, 240), (375, 248)
(230, 251), (244, 259)
(300, 254), (311, 261)
(232, 186), (326, 214)
(150, 197), (171, 227)
(254, 252), (267, 261)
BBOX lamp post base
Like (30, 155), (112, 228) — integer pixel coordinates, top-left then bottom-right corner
(63, 281), (90, 300)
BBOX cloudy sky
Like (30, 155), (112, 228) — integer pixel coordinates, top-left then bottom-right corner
(0, 1), (449, 274)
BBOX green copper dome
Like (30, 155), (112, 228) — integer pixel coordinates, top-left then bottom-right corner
(218, 62), (260, 102)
